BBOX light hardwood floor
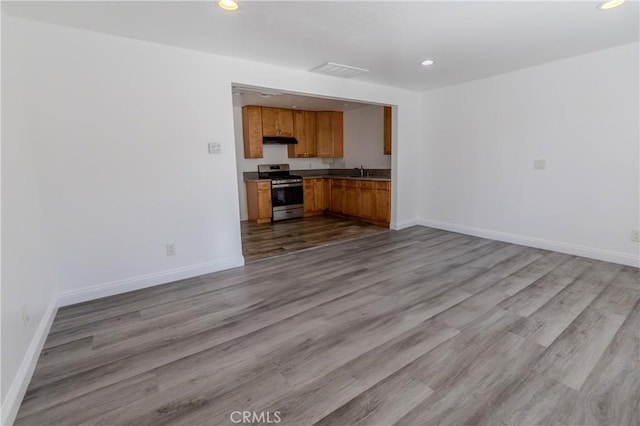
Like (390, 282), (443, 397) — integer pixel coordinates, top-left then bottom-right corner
(16, 226), (640, 425)
(241, 215), (389, 262)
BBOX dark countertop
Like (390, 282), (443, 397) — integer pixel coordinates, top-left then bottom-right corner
(244, 168), (391, 182)
(301, 176), (391, 182)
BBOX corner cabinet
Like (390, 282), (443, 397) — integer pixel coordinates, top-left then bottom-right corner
(288, 111), (317, 158)
(316, 111), (344, 158)
(383, 106), (392, 155)
(329, 179), (390, 227)
(303, 178), (329, 216)
(243, 106), (264, 158)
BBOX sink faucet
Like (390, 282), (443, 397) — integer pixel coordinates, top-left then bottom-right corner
(354, 165), (365, 177)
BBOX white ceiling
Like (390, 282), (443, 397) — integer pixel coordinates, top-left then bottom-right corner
(3, 1), (639, 91)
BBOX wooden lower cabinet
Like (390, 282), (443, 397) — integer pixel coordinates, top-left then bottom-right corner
(374, 181), (391, 225)
(330, 180), (346, 214)
(343, 181), (359, 217)
(314, 179), (329, 211)
(303, 180), (315, 215)
(304, 178), (329, 217)
(248, 178), (389, 226)
(246, 181), (272, 224)
(328, 179), (390, 227)
(358, 181), (377, 221)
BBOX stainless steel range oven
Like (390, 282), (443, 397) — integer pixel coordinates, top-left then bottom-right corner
(258, 164), (304, 221)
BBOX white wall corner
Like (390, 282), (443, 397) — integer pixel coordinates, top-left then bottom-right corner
(1, 300), (57, 426)
(418, 218), (640, 268)
(57, 256), (245, 307)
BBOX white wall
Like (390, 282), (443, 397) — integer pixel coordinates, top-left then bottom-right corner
(420, 42), (640, 266)
(343, 105), (392, 170)
(1, 10), (59, 422)
(1, 15), (422, 421)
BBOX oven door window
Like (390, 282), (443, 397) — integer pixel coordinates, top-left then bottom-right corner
(271, 186), (303, 208)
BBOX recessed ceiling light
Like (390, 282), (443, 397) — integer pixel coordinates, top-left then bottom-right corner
(597, 0), (625, 9)
(291, 105), (298, 109)
(219, 0), (238, 11)
(421, 59), (435, 66)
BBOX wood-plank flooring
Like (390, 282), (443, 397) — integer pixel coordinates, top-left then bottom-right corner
(16, 226), (640, 425)
(241, 215), (389, 262)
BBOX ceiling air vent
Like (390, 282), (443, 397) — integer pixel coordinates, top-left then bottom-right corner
(309, 62), (369, 79)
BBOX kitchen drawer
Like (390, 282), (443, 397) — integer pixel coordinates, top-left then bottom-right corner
(375, 181), (390, 191)
(257, 181), (271, 190)
(360, 181), (375, 190)
(345, 180), (360, 189)
(332, 179), (347, 187)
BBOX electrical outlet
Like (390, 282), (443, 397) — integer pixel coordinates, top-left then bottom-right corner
(21, 305), (30, 327)
(631, 230), (640, 243)
(166, 243), (176, 256)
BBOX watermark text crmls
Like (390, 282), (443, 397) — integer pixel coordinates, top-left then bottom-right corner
(230, 411), (282, 424)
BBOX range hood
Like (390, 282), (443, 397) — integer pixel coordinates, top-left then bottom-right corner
(263, 136), (298, 145)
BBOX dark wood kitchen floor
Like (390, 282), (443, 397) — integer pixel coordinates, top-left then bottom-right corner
(16, 226), (640, 425)
(241, 215), (389, 262)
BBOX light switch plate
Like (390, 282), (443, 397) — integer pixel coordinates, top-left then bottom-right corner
(208, 143), (222, 155)
(533, 159), (546, 170)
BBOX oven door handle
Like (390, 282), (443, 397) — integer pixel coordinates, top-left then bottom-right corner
(271, 183), (303, 188)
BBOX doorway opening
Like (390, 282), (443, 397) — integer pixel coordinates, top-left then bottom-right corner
(231, 84), (394, 262)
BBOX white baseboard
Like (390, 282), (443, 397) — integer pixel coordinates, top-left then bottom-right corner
(0, 255), (245, 424)
(391, 218), (421, 231)
(1, 299), (58, 426)
(57, 256), (245, 307)
(418, 218), (639, 268)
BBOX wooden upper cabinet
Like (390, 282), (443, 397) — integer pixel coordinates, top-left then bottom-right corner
(242, 106), (264, 158)
(289, 111), (317, 158)
(242, 106), (343, 159)
(383, 106), (392, 155)
(262, 107), (293, 137)
(316, 111), (344, 158)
